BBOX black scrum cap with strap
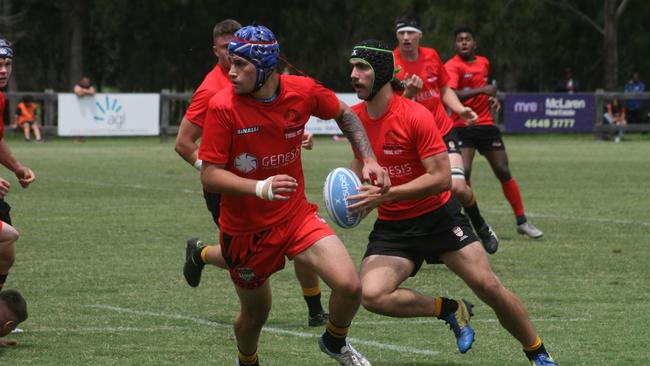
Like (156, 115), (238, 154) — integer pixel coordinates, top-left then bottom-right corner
(350, 40), (395, 101)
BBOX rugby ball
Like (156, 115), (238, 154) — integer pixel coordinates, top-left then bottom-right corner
(323, 167), (362, 228)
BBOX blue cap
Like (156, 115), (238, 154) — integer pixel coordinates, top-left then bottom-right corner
(0, 39), (13, 59)
(228, 25), (280, 91)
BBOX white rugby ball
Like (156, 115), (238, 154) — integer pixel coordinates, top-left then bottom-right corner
(323, 167), (362, 228)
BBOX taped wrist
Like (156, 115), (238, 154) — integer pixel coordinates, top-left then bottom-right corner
(255, 176), (275, 200)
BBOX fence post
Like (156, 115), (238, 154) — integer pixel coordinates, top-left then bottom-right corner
(160, 89), (170, 142)
(43, 89), (56, 132)
(594, 89), (604, 128)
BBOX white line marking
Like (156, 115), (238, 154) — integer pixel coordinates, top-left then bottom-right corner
(24, 326), (190, 333)
(357, 317), (590, 325)
(87, 304), (439, 356)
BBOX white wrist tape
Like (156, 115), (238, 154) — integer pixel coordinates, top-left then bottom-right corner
(255, 176), (275, 200)
(193, 159), (203, 170)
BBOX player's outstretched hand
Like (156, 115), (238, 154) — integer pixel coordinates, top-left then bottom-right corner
(0, 178), (10, 198)
(347, 184), (384, 216)
(488, 96), (501, 112)
(361, 160), (390, 194)
(15, 166), (35, 188)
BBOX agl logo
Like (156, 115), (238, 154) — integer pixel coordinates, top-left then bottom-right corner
(94, 96), (126, 128)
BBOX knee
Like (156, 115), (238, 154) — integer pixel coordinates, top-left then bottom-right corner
(361, 287), (385, 313)
(238, 306), (271, 330)
(495, 167), (512, 182)
(337, 277), (362, 302)
(0, 226), (19, 244)
(470, 276), (504, 302)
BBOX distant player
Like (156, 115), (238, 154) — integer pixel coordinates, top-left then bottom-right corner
(392, 12), (499, 254)
(347, 40), (557, 366)
(445, 27), (543, 238)
(0, 39), (36, 291)
(199, 25), (389, 366)
(175, 20), (326, 327)
(0, 289), (27, 347)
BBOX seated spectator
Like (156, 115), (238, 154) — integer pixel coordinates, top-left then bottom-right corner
(603, 98), (627, 142)
(14, 95), (42, 142)
(0, 289), (27, 347)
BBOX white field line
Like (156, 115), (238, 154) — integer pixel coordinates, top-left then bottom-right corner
(23, 325), (190, 333)
(53, 178), (650, 226)
(356, 317), (590, 326)
(86, 304), (439, 356)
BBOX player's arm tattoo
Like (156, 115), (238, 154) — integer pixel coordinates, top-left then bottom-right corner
(335, 109), (376, 160)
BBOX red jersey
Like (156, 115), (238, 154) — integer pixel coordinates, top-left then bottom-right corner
(444, 55), (494, 127)
(0, 92), (5, 139)
(184, 64), (231, 127)
(199, 75), (340, 234)
(393, 46), (453, 136)
(352, 95), (451, 221)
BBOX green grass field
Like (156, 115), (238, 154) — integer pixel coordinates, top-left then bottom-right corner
(0, 133), (649, 365)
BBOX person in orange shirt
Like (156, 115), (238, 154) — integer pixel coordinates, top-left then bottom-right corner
(15, 95), (42, 142)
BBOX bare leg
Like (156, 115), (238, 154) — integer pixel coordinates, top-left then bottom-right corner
(233, 280), (272, 355)
(441, 242), (537, 346)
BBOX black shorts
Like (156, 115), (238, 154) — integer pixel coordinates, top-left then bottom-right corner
(202, 190), (221, 228)
(0, 199), (11, 225)
(443, 128), (461, 154)
(364, 197), (477, 276)
(458, 125), (506, 155)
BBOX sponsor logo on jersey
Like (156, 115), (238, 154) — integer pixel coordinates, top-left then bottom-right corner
(261, 146), (301, 169)
(284, 124), (304, 139)
(237, 267), (256, 282)
(234, 153), (258, 174)
(463, 73), (474, 79)
(237, 126), (260, 135)
(384, 163), (412, 177)
(383, 143), (404, 155)
(425, 65), (437, 83)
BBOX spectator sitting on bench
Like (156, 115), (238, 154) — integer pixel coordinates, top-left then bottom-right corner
(603, 98), (627, 143)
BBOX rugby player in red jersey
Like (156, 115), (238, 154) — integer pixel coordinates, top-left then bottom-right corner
(347, 40), (556, 366)
(175, 20), (327, 328)
(199, 25), (389, 366)
(392, 12), (499, 254)
(445, 27), (543, 239)
(0, 39), (35, 293)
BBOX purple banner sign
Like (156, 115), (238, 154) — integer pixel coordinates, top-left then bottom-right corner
(504, 93), (596, 133)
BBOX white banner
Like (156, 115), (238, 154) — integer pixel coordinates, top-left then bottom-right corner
(58, 93), (160, 136)
(305, 93), (362, 135)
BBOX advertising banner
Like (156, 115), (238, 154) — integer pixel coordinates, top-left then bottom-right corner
(58, 93), (160, 136)
(504, 93), (596, 133)
(305, 93), (362, 135)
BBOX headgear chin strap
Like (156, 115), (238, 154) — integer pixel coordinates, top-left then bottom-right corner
(350, 40), (395, 101)
(228, 25), (280, 92)
(0, 39), (13, 59)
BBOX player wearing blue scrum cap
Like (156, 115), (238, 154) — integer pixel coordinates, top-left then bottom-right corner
(0, 39), (36, 296)
(199, 25), (390, 366)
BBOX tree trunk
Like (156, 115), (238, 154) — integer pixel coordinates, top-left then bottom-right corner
(68, 0), (86, 90)
(603, 0), (618, 90)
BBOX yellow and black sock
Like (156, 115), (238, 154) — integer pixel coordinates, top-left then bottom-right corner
(523, 336), (547, 360)
(433, 297), (458, 319)
(322, 320), (350, 352)
(302, 285), (324, 316)
(192, 246), (209, 266)
(463, 193), (487, 230)
(238, 348), (259, 366)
